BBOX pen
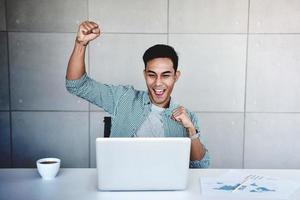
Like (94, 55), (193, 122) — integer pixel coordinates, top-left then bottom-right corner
(232, 175), (252, 193)
(232, 174), (263, 193)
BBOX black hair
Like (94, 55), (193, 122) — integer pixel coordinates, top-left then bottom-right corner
(143, 44), (178, 71)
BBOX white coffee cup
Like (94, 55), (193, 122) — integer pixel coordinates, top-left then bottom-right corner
(36, 158), (61, 180)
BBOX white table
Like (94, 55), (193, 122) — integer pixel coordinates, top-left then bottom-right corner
(1, 168), (300, 200)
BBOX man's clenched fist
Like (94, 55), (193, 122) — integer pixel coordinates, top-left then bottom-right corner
(76, 21), (100, 46)
(171, 106), (194, 129)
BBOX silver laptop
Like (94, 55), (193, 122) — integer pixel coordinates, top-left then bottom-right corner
(96, 137), (191, 191)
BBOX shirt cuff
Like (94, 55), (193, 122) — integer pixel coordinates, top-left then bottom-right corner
(189, 148), (210, 168)
(65, 73), (88, 90)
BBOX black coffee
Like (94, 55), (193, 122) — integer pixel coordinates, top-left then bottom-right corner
(40, 161), (57, 164)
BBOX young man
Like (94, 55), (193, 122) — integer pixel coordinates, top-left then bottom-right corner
(66, 21), (209, 168)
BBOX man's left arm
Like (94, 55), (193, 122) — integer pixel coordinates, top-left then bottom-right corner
(171, 106), (209, 167)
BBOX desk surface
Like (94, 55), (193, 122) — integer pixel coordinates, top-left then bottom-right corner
(1, 168), (300, 200)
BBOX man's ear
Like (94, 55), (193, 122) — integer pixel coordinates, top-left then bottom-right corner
(143, 69), (146, 79)
(175, 70), (181, 82)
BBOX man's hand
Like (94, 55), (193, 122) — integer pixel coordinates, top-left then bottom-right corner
(172, 106), (205, 161)
(171, 106), (196, 134)
(76, 21), (100, 46)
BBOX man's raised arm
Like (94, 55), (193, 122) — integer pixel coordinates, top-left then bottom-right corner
(66, 21), (100, 80)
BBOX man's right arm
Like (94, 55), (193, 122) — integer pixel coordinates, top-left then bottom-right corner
(65, 21), (132, 115)
(66, 21), (100, 80)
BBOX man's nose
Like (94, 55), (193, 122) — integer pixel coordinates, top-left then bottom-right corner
(155, 76), (163, 86)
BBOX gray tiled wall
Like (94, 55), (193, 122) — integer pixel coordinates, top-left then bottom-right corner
(0, 112), (10, 167)
(12, 112), (89, 168)
(9, 32), (89, 111)
(6, 0), (87, 32)
(1, 0), (300, 168)
(197, 113), (244, 168)
(169, 0), (249, 33)
(170, 34), (247, 112)
(249, 0), (300, 33)
(89, 0), (168, 33)
(247, 35), (300, 112)
(0, 32), (9, 110)
(244, 113), (300, 169)
(0, 0), (6, 31)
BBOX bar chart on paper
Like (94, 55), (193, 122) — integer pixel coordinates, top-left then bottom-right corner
(200, 170), (300, 199)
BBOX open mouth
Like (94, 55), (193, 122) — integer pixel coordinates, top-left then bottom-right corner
(153, 89), (165, 98)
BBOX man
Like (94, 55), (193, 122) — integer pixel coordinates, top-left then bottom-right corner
(66, 21), (209, 168)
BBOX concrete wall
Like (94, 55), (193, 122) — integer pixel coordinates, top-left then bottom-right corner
(1, 0), (300, 168)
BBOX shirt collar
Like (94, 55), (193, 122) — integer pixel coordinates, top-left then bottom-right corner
(143, 92), (179, 117)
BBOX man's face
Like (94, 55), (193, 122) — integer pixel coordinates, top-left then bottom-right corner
(144, 57), (180, 108)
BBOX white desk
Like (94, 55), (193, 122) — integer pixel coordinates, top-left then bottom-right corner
(1, 169), (300, 200)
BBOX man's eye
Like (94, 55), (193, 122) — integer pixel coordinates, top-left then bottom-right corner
(148, 74), (155, 77)
(163, 74), (170, 78)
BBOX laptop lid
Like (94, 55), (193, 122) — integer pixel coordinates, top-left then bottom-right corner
(96, 137), (191, 191)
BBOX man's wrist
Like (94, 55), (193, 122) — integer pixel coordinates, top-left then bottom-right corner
(75, 36), (89, 47)
(189, 132), (200, 140)
(187, 127), (200, 140)
(186, 126), (196, 136)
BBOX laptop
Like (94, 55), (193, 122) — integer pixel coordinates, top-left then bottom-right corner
(96, 137), (191, 191)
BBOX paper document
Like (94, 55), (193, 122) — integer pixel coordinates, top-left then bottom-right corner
(200, 170), (300, 199)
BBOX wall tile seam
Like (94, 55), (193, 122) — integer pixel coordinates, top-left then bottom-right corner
(167, 0), (170, 44)
(242, 0), (252, 169)
(245, 112), (300, 114)
(5, 30), (169, 34)
(3, 0), (12, 168)
(194, 112), (300, 115)
(169, 33), (300, 35)
(5, 31), (300, 35)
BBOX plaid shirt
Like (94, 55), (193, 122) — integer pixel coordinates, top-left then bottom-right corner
(66, 73), (210, 168)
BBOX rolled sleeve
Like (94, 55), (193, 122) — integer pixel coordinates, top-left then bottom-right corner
(189, 147), (210, 168)
(65, 73), (88, 93)
(65, 73), (130, 114)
